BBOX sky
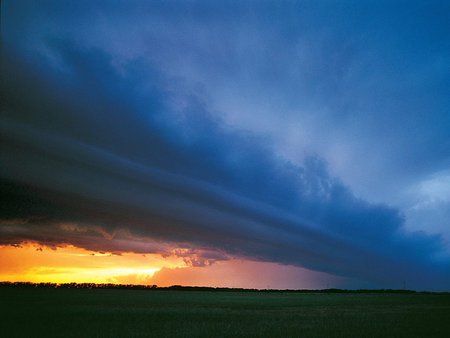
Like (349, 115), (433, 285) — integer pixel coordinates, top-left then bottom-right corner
(1, 0), (450, 290)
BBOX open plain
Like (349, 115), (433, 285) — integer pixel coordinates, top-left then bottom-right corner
(1, 285), (450, 337)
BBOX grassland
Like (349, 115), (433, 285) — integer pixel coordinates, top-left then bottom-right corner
(1, 285), (450, 337)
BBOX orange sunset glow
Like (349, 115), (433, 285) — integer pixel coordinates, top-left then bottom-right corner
(0, 243), (186, 285)
(0, 243), (340, 289)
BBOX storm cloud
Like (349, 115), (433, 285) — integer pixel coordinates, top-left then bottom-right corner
(1, 1), (450, 290)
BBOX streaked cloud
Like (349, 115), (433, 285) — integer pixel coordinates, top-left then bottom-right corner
(1, 1), (449, 290)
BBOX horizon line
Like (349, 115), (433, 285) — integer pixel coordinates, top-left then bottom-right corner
(2, 281), (448, 294)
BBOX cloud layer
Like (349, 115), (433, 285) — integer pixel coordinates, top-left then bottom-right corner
(1, 1), (450, 290)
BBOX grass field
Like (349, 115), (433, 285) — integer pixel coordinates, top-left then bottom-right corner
(1, 286), (450, 337)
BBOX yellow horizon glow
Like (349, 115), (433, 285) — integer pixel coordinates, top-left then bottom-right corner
(0, 243), (187, 285)
(0, 243), (340, 289)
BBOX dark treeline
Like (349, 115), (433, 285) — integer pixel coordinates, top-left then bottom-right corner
(1, 282), (446, 294)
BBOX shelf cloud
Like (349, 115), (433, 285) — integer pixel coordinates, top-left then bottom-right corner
(2, 1), (449, 290)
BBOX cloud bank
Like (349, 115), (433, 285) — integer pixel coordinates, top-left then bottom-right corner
(1, 1), (449, 290)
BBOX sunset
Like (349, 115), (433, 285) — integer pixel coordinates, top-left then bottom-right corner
(0, 242), (339, 288)
(1, 0), (450, 336)
(0, 243), (177, 285)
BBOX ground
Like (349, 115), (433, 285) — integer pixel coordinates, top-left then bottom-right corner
(1, 286), (450, 337)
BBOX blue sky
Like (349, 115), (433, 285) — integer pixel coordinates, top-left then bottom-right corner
(1, 1), (450, 289)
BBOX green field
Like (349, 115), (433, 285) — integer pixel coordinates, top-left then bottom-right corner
(1, 286), (450, 337)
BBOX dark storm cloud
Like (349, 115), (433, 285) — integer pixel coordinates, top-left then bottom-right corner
(1, 1), (450, 289)
(2, 44), (448, 289)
